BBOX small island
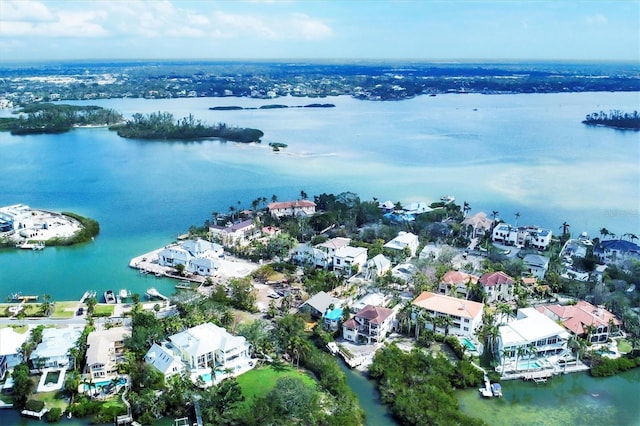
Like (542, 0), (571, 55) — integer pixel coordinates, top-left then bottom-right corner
(0, 204), (99, 249)
(268, 142), (288, 151)
(209, 103), (335, 111)
(582, 110), (640, 131)
(0, 103), (123, 135)
(109, 112), (264, 143)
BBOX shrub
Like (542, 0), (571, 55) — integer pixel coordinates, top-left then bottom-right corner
(46, 407), (62, 422)
(25, 399), (45, 412)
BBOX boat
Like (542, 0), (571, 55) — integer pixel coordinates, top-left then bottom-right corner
(119, 289), (130, 299)
(440, 195), (455, 204)
(479, 375), (493, 397)
(326, 342), (339, 356)
(16, 241), (45, 250)
(491, 383), (502, 397)
(104, 290), (116, 304)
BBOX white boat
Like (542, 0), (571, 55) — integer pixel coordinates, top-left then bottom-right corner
(104, 290), (116, 304)
(491, 383), (502, 397)
(119, 289), (130, 299)
(326, 342), (339, 356)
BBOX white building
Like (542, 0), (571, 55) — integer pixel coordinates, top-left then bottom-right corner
(523, 254), (550, 279)
(438, 270), (480, 297)
(268, 200), (316, 218)
(291, 243), (331, 268)
(478, 271), (515, 303)
(342, 305), (396, 344)
(492, 224), (552, 250)
(383, 231), (420, 257)
(85, 327), (130, 381)
(0, 327), (29, 368)
(364, 254), (392, 280)
(412, 292), (484, 338)
(0, 204), (34, 232)
(157, 238), (224, 276)
(144, 342), (185, 379)
(333, 246), (368, 273)
(497, 308), (569, 364)
(209, 219), (258, 246)
(30, 327), (83, 370)
(351, 292), (389, 313)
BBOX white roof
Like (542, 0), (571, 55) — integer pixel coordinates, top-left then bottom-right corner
(353, 292), (387, 311)
(335, 246), (367, 259)
(384, 232), (418, 250)
(367, 254), (391, 271)
(500, 308), (569, 346)
(170, 323), (247, 357)
(86, 327), (130, 366)
(145, 343), (184, 376)
(31, 327), (82, 360)
(0, 327), (29, 356)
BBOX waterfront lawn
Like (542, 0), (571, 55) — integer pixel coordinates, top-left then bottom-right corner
(235, 365), (317, 404)
(617, 339), (632, 354)
(0, 303), (42, 318)
(93, 305), (114, 317)
(51, 302), (77, 318)
(33, 390), (68, 411)
(0, 324), (29, 333)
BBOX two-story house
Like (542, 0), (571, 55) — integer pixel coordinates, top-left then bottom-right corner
(268, 200), (316, 218)
(342, 305), (396, 344)
(438, 270), (480, 297)
(412, 292), (484, 338)
(333, 246), (368, 274)
(383, 231), (420, 257)
(85, 327), (130, 381)
(536, 301), (621, 344)
(30, 327), (83, 370)
(479, 271), (515, 303)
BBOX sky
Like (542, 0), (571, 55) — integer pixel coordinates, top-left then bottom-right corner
(0, 0), (639, 62)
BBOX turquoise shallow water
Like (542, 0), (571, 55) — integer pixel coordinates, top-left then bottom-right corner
(0, 92), (638, 303)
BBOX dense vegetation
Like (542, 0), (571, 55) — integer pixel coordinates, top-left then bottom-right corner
(110, 112), (264, 142)
(590, 354), (640, 377)
(583, 110), (640, 130)
(0, 103), (122, 134)
(369, 344), (485, 425)
(45, 212), (100, 246)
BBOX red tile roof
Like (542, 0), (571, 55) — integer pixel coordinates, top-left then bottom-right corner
(441, 270), (479, 285)
(479, 271), (514, 287)
(412, 292), (484, 319)
(356, 305), (395, 325)
(268, 200), (316, 210)
(343, 318), (357, 329)
(537, 301), (620, 335)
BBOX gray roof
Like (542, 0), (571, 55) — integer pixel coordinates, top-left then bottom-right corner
(302, 291), (342, 314)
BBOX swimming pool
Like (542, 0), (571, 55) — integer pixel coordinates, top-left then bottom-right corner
(83, 377), (126, 391)
(517, 360), (542, 370)
(461, 337), (478, 352)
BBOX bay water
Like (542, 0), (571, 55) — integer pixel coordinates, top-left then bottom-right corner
(0, 91), (638, 424)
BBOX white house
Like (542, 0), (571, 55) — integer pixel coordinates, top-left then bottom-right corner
(594, 239), (640, 264)
(461, 212), (493, 238)
(351, 292), (389, 313)
(30, 327), (83, 370)
(144, 342), (185, 379)
(333, 246), (368, 273)
(268, 200), (316, 218)
(157, 238), (223, 276)
(0, 326), (29, 368)
(478, 271), (515, 303)
(523, 254), (550, 279)
(342, 305), (396, 344)
(364, 254), (391, 280)
(209, 219), (258, 246)
(316, 237), (351, 257)
(412, 292), (484, 338)
(383, 232), (419, 257)
(85, 327), (130, 381)
(492, 224), (552, 250)
(497, 308), (569, 366)
(438, 270), (480, 297)
(291, 244), (331, 268)
(0, 204), (34, 231)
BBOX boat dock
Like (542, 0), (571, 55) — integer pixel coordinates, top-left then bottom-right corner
(523, 370), (553, 382)
(10, 293), (38, 302)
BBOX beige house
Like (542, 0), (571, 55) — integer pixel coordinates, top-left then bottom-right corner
(412, 292), (484, 338)
(342, 305), (396, 344)
(438, 270), (480, 297)
(85, 327), (130, 381)
(209, 219), (258, 246)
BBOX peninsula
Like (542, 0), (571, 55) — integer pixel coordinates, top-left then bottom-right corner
(582, 110), (640, 130)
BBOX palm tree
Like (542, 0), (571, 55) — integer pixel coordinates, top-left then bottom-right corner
(271, 194), (278, 203)
(514, 212), (521, 227)
(599, 227), (610, 240)
(212, 211), (220, 226)
(463, 201), (471, 218)
(515, 345), (527, 373)
(500, 348), (510, 374)
(560, 221), (570, 239)
(583, 323), (597, 344)
(442, 316), (454, 337)
(414, 310), (424, 339)
(628, 233), (639, 243)
(300, 190), (308, 200)
(491, 210), (499, 229)
(496, 302), (513, 324)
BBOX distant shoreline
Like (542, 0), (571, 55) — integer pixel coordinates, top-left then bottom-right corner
(210, 103), (335, 111)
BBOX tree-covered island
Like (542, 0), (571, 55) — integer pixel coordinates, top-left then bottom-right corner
(0, 103), (123, 135)
(582, 110), (640, 130)
(110, 111), (264, 143)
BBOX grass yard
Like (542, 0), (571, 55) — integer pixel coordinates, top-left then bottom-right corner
(617, 339), (632, 354)
(236, 365), (317, 403)
(93, 304), (115, 317)
(51, 302), (78, 318)
(0, 324), (29, 333)
(32, 389), (69, 411)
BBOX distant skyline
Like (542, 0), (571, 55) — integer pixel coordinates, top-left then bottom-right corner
(1, 0), (639, 62)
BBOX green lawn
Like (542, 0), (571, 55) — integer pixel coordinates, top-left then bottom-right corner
(236, 365), (317, 403)
(93, 304), (115, 317)
(51, 302), (77, 318)
(617, 339), (632, 354)
(32, 389), (69, 411)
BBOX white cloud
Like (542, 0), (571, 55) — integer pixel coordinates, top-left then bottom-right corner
(0, 9), (108, 37)
(289, 13), (333, 40)
(0, 0), (55, 22)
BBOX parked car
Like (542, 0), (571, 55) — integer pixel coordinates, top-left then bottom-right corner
(76, 307), (84, 316)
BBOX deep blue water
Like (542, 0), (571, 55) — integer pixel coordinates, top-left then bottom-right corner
(1, 92), (639, 301)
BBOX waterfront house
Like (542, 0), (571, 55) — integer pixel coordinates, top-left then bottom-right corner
(0, 326), (29, 368)
(145, 342), (185, 379)
(291, 243), (331, 268)
(523, 254), (550, 279)
(316, 237), (351, 257)
(411, 292), (484, 338)
(85, 327), (130, 381)
(594, 239), (640, 265)
(169, 323), (253, 371)
(268, 200), (316, 218)
(333, 246), (368, 274)
(438, 270), (480, 297)
(157, 238), (223, 276)
(479, 271), (515, 303)
(323, 307), (344, 331)
(342, 305), (396, 344)
(30, 327), (83, 370)
(492, 224), (552, 250)
(209, 219), (258, 246)
(350, 292), (389, 313)
(299, 291), (344, 319)
(383, 231), (420, 257)
(0, 204), (34, 231)
(497, 307), (569, 365)
(536, 301), (621, 344)
(461, 212), (493, 238)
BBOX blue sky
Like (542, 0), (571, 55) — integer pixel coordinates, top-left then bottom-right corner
(1, 0), (638, 62)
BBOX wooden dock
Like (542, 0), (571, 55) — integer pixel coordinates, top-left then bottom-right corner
(523, 370), (553, 381)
